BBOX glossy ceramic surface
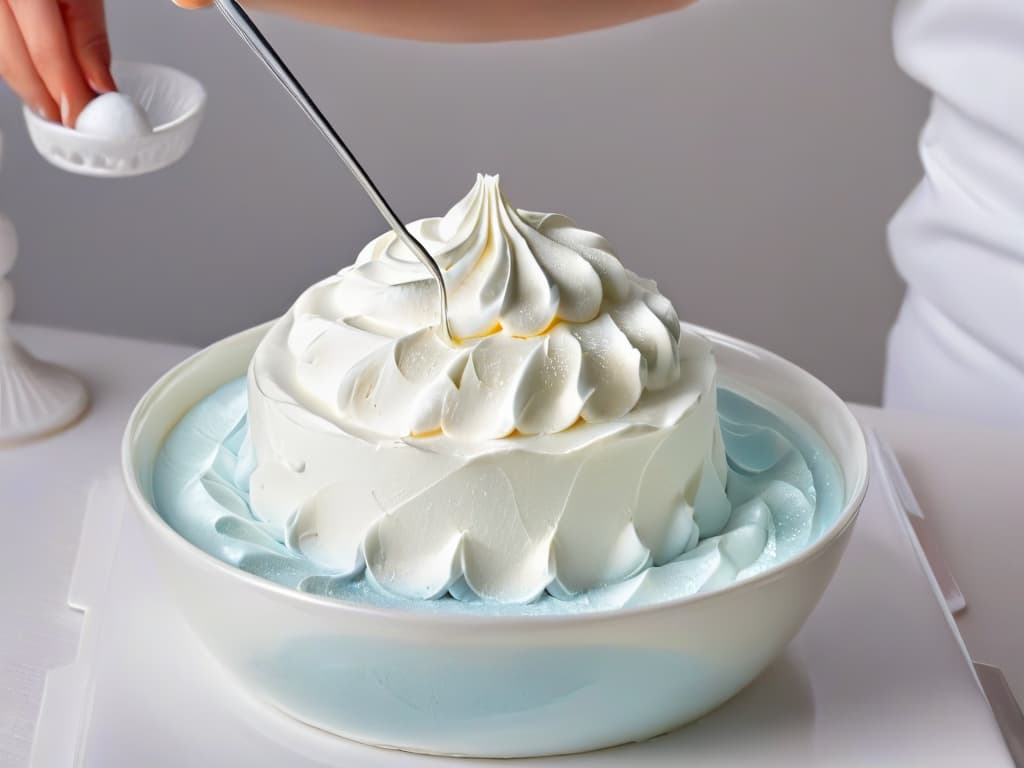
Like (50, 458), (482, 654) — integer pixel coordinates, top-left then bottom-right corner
(122, 323), (868, 758)
(23, 61), (205, 178)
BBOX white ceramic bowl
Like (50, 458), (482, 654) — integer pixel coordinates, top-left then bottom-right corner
(122, 323), (868, 758)
(23, 61), (205, 178)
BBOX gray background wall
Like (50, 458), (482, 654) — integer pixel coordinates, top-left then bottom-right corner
(0, 0), (927, 403)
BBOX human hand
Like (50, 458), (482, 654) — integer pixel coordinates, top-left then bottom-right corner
(172, 0), (212, 9)
(0, 0), (116, 126)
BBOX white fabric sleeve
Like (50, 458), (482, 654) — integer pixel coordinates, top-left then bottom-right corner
(885, 0), (1024, 428)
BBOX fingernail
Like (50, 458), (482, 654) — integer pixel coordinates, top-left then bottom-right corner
(88, 77), (112, 94)
(35, 103), (59, 122)
(59, 93), (71, 126)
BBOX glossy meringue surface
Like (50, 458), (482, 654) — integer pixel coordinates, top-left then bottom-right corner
(152, 378), (843, 615)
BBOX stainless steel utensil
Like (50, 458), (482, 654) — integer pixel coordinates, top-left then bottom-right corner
(212, 0), (453, 342)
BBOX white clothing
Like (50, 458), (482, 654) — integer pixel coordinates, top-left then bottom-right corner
(886, 0), (1024, 428)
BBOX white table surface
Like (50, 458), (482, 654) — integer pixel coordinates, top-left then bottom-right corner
(32, 435), (1013, 767)
(3, 323), (1024, 766)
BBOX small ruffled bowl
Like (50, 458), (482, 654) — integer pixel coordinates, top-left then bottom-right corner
(23, 60), (205, 178)
(122, 322), (867, 758)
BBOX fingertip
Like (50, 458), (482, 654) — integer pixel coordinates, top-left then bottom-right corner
(87, 77), (112, 94)
(34, 99), (61, 124)
(61, 86), (97, 128)
(10, 0), (105, 128)
(80, 45), (117, 94)
(86, 67), (117, 95)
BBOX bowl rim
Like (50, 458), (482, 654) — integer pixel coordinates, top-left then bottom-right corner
(122, 322), (868, 628)
(21, 60), (206, 137)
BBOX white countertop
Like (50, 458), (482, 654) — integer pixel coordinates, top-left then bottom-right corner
(3, 323), (1023, 765)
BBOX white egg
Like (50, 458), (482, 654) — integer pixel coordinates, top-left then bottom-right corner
(75, 92), (153, 139)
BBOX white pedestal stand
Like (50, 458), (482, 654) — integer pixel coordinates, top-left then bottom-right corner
(0, 132), (88, 447)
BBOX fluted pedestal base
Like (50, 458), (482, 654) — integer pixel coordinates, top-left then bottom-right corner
(0, 337), (89, 446)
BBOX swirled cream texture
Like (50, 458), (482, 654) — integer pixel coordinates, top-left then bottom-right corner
(248, 175), (723, 603)
(254, 173), (683, 442)
(153, 380), (844, 615)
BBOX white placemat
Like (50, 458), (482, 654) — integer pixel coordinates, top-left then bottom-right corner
(30, 460), (1013, 767)
(0, 326), (195, 768)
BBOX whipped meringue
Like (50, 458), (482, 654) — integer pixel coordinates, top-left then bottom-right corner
(246, 175), (725, 603)
(254, 174), (683, 442)
(75, 92), (153, 138)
